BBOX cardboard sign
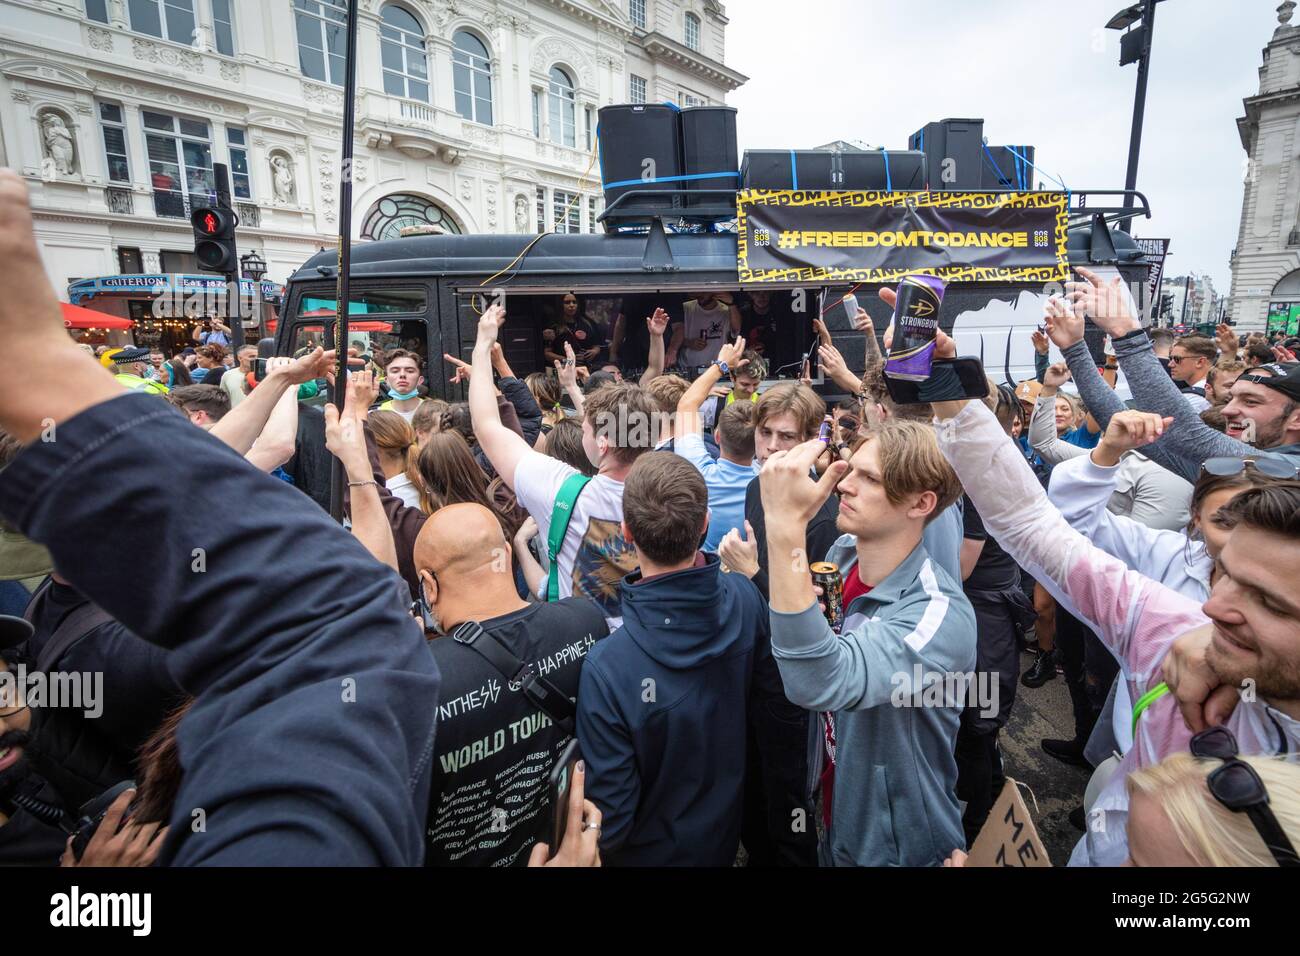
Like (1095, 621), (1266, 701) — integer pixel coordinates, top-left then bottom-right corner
(965, 778), (1052, 867)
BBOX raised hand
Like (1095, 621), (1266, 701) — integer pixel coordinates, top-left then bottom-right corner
(716, 334), (748, 371)
(813, 318), (832, 348)
(1065, 267), (1138, 338)
(1099, 409), (1172, 455)
(1216, 323), (1238, 357)
(1043, 361), (1071, 390)
(851, 307), (875, 334)
(759, 438), (849, 529)
(646, 307), (669, 337)
(476, 303), (507, 346)
(718, 520), (759, 578)
(555, 341), (579, 391)
(818, 342), (850, 381)
(1043, 295), (1084, 350)
(444, 352), (472, 385)
(1031, 330), (1050, 355)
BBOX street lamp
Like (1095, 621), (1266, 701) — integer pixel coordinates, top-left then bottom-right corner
(1106, 0), (1167, 232)
(240, 250), (267, 283)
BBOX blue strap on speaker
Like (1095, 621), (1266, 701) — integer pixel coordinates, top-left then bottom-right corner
(879, 148), (892, 191)
(1001, 144), (1070, 209)
(601, 171), (740, 190)
(982, 142), (1013, 189)
(790, 149), (798, 189)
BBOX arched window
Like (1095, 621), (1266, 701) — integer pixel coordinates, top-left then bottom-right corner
(684, 12), (701, 51)
(294, 0), (348, 86)
(361, 193), (461, 240)
(548, 66), (576, 148)
(380, 5), (429, 102)
(453, 31), (493, 125)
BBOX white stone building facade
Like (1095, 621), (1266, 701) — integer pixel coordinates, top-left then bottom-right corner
(0, 0), (746, 299)
(1228, 1), (1300, 332)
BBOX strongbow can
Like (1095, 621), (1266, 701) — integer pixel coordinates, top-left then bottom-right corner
(884, 274), (947, 381)
(810, 561), (844, 632)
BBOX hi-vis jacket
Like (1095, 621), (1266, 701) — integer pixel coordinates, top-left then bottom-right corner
(936, 401), (1300, 866)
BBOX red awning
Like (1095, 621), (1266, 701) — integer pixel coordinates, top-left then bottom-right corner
(266, 317), (394, 334)
(61, 302), (134, 330)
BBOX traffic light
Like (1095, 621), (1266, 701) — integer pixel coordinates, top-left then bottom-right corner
(191, 206), (239, 274)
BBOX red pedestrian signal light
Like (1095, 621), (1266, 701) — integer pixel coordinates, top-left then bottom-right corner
(191, 206), (239, 274)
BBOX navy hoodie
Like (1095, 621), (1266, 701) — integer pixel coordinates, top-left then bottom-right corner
(576, 553), (768, 866)
(0, 392), (439, 865)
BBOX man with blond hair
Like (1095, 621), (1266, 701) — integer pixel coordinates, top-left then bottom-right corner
(761, 419), (976, 866)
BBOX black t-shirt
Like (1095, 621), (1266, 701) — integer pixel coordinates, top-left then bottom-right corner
(961, 494), (1019, 592)
(425, 598), (609, 867)
(738, 299), (799, 376)
(549, 316), (603, 368)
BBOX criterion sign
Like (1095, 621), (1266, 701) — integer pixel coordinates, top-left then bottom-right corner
(736, 189), (1069, 284)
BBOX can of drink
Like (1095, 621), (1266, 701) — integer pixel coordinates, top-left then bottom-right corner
(810, 561), (844, 632)
(818, 419), (832, 444)
(884, 274), (947, 381)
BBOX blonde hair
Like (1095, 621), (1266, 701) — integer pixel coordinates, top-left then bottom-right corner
(860, 419), (963, 523)
(755, 382), (826, 440)
(367, 409), (422, 491)
(1126, 751), (1300, 867)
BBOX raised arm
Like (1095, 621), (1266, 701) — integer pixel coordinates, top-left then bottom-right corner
(817, 341), (864, 395)
(244, 383), (300, 472)
(638, 308), (669, 386)
(1066, 268), (1253, 482)
(326, 372), (399, 573)
(675, 335), (746, 439)
(0, 169), (437, 866)
(932, 398), (1205, 677)
(469, 303), (532, 490)
(209, 352), (331, 456)
(1030, 362), (1087, 466)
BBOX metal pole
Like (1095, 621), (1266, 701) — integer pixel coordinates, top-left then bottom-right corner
(1180, 274), (1191, 325)
(328, 0), (361, 523)
(1120, 0), (1157, 233)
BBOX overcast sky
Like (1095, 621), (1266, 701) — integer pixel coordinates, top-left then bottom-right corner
(725, 0), (1280, 293)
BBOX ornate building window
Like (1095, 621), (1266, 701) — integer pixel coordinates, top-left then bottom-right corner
(453, 31), (493, 124)
(361, 193), (461, 240)
(380, 5), (429, 102)
(548, 66), (576, 148)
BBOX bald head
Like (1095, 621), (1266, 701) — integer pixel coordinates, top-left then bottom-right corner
(415, 503), (508, 579)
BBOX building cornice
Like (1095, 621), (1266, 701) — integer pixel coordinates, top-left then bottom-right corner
(535, 0), (633, 38)
(638, 32), (747, 90)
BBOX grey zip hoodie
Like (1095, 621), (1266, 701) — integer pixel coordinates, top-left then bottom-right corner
(769, 541), (976, 866)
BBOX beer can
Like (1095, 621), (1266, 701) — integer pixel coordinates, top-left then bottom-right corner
(810, 561), (844, 632)
(884, 274), (947, 381)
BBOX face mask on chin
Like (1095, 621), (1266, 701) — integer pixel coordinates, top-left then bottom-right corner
(389, 388), (420, 402)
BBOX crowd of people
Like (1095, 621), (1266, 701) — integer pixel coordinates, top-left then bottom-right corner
(2, 168), (1299, 869)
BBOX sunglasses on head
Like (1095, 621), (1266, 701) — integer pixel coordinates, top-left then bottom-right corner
(1189, 726), (1300, 867)
(1201, 457), (1299, 480)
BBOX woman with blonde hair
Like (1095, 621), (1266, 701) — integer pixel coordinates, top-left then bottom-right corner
(367, 409), (422, 508)
(1125, 735), (1300, 867)
(525, 371), (565, 435)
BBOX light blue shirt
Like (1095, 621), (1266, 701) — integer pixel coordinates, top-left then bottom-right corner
(674, 432), (758, 552)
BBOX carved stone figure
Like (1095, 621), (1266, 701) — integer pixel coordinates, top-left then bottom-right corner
(514, 193), (529, 231)
(40, 113), (76, 175)
(270, 154), (296, 203)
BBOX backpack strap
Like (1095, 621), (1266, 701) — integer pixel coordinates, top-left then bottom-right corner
(546, 473), (592, 603)
(452, 620), (576, 735)
(24, 582), (115, 674)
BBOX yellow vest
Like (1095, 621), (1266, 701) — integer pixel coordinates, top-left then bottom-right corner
(725, 390), (758, 407)
(115, 373), (169, 395)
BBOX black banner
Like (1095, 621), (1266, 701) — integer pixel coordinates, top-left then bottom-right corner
(737, 189), (1069, 284)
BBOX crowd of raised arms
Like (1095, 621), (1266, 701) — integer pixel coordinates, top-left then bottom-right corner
(1, 168), (1299, 868)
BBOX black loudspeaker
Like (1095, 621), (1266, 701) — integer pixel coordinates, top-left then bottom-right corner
(598, 104), (683, 212)
(908, 118), (984, 190)
(980, 145), (1036, 190)
(679, 105), (738, 207)
(741, 149), (927, 191)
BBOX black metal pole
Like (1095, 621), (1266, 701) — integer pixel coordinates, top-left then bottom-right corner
(328, 0), (361, 523)
(1181, 274), (1191, 325)
(1120, 0), (1157, 233)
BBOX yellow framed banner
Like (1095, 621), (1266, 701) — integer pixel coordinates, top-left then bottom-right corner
(736, 189), (1069, 284)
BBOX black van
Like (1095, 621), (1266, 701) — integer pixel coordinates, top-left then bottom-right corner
(279, 193), (1154, 398)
